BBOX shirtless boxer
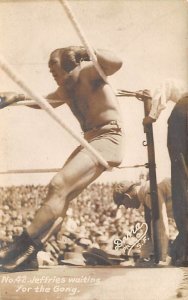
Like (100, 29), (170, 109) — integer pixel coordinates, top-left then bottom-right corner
(0, 46), (124, 271)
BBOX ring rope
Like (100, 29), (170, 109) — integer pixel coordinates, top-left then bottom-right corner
(12, 90), (137, 107)
(11, 90), (146, 107)
(13, 99), (63, 106)
(0, 53), (109, 170)
(60, 0), (109, 86)
(0, 168), (61, 174)
(0, 164), (147, 175)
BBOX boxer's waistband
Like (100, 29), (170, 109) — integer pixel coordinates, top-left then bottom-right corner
(84, 120), (122, 133)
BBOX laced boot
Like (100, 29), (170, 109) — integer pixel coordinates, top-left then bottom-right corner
(1, 230), (43, 272)
(0, 231), (30, 264)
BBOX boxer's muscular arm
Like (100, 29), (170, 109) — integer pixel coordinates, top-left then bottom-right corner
(75, 49), (123, 83)
(95, 49), (123, 76)
(0, 89), (65, 109)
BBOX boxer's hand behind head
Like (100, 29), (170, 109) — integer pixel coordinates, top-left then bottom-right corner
(75, 46), (90, 63)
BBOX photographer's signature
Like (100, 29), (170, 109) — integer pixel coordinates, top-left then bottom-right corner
(113, 222), (148, 255)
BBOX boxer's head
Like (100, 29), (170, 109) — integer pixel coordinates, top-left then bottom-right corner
(48, 46), (90, 85)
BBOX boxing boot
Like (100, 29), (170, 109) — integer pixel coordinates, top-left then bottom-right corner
(0, 230), (42, 272)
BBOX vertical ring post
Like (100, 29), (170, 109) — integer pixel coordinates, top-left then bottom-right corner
(143, 96), (160, 263)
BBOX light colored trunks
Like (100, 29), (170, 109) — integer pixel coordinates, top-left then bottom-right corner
(81, 120), (125, 167)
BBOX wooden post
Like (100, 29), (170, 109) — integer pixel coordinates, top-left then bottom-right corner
(117, 89), (160, 262)
(142, 96), (160, 263)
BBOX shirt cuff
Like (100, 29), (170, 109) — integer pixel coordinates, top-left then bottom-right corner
(149, 112), (158, 120)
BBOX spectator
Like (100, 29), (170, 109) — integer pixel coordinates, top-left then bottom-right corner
(113, 178), (174, 264)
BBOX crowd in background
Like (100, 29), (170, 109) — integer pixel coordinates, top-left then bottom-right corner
(0, 182), (177, 263)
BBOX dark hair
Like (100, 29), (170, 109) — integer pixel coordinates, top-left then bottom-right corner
(113, 182), (135, 195)
(113, 182), (135, 206)
(51, 46), (90, 72)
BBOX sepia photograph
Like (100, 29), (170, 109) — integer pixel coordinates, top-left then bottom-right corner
(0, 0), (188, 299)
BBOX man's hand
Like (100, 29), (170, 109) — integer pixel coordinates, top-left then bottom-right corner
(75, 46), (90, 63)
(143, 116), (156, 126)
(0, 92), (25, 109)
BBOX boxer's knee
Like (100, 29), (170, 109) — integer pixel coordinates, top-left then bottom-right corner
(47, 173), (72, 218)
(49, 173), (67, 197)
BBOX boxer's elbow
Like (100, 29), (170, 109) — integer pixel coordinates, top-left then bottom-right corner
(95, 49), (123, 75)
(104, 58), (123, 76)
